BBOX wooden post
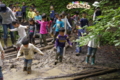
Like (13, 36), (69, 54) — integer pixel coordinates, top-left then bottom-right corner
(63, 16), (67, 55)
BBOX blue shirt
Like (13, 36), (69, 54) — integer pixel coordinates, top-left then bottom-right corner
(80, 18), (89, 27)
(22, 6), (27, 12)
(78, 29), (84, 37)
(16, 11), (22, 17)
(50, 10), (55, 19)
(53, 20), (64, 32)
(34, 15), (42, 21)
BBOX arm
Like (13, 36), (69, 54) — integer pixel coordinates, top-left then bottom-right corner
(32, 44), (44, 55)
(17, 45), (23, 58)
(9, 28), (18, 32)
(66, 35), (72, 45)
(36, 20), (41, 24)
(28, 12), (30, 18)
(33, 25), (37, 37)
(10, 9), (16, 20)
(55, 36), (59, 48)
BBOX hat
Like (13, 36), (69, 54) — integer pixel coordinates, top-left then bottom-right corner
(0, 4), (8, 12)
(92, 1), (100, 7)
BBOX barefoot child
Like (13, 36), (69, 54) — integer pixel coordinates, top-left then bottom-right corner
(55, 27), (72, 65)
(16, 38), (44, 74)
(9, 21), (28, 50)
(0, 41), (4, 80)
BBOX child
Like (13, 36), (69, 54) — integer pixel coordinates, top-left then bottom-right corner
(37, 14), (48, 46)
(52, 14), (64, 43)
(0, 41), (4, 80)
(16, 7), (22, 23)
(16, 38), (44, 74)
(28, 18), (36, 44)
(28, 8), (36, 19)
(80, 12), (89, 32)
(50, 5), (55, 20)
(9, 21), (28, 50)
(55, 27), (72, 65)
(75, 25), (84, 56)
(21, 2), (27, 22)
(86, 35), (100, 65)
(34, 11), (42, 21)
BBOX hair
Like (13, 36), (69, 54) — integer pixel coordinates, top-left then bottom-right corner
(59, 27), (65, 32)
(42, 14), (46, 19)
(22, 37), (29, 45)
(82, 11), (87, 15)
(29, 18), (35, 24)
(12, 21), (19, 25)
(58, 14), (62, 18)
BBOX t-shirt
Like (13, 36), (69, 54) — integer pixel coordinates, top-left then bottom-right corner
(78, 29), (84, 37)
(50, 10), (55, 19)
(80, 18), (89, 27)
(53, 20), (64, 32)
(55, 35), (71, 47)
(28, 11), (36, 18)
(17, 43), (44, 59)
(34, 15), (42, 21)
(16, 11), (22, 17)
(37, 20), (48, 34)
(10, 25), (27, 39)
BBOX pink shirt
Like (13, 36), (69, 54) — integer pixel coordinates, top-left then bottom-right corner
(37, 20), (48, 34)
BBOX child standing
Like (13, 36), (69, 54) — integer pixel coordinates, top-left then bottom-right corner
(28, 18), (36, 44)
(80, 12), (89, 32)
(9, 21), (28, 50)
(0, 41), (4, 80)
(16, 7), (22, 23)
(86, 35), (100, 65)
(16, 38), (44, 74)
(55, 28), (72, 65)
(75, 25), (84, 56)
(37, 14), (48, 46)
(21, 2), (27, 22)
(34, 11), (42, 21)
(52, 15), (64, 43)
(28, 8), (36, 19)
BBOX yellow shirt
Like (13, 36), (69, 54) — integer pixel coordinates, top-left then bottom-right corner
(28, 11), (36, 18)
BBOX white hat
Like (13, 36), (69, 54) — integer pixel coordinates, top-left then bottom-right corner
(92, 1), (100, 7)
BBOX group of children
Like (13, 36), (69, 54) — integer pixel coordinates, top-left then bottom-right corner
(0, 2), (101, 79)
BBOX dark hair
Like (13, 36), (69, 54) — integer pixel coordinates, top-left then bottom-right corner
(12, 21), (19, 25)
(29, 18), (35, 24)
(58, 14), (62, 18)
(42, 14), (46, 19)
(82, 11), (87, 14)
(59, 27), (65, 32)
(22, 37), (29, 45)
(0, 4), (7, 12)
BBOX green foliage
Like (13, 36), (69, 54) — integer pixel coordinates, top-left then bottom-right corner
(76, 0), (120, 47)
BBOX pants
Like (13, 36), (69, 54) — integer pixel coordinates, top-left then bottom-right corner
(2, 24), (14, 39)
(0, 67), (3, 80)
(53, 31), (59, 42)
(16, 36), (26, 48)
(39, 34), (47, 45)
(22, 12), (26, 20)
(56, 46), (64, 61)
(24, 59), (32, 68)
(29, 33), (35, 44)
(87, 47), (97, 57)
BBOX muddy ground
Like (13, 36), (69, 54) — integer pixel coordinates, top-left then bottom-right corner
(1, 33), (120, 80)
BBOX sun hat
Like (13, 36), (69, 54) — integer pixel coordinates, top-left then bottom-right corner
(92, 1), (100, 7)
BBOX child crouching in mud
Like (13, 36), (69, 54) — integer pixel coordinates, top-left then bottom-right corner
(16, 38), (44, 74)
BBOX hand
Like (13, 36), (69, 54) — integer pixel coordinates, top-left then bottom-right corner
(8, 29), (10, 31)
(98, 47), (100, 49)
(33, 36), (35, 38)
(41, 53), (44, 56)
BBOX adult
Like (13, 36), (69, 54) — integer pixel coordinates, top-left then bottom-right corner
(0, 4), (16, 48)
(92, 1), (102, 21)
